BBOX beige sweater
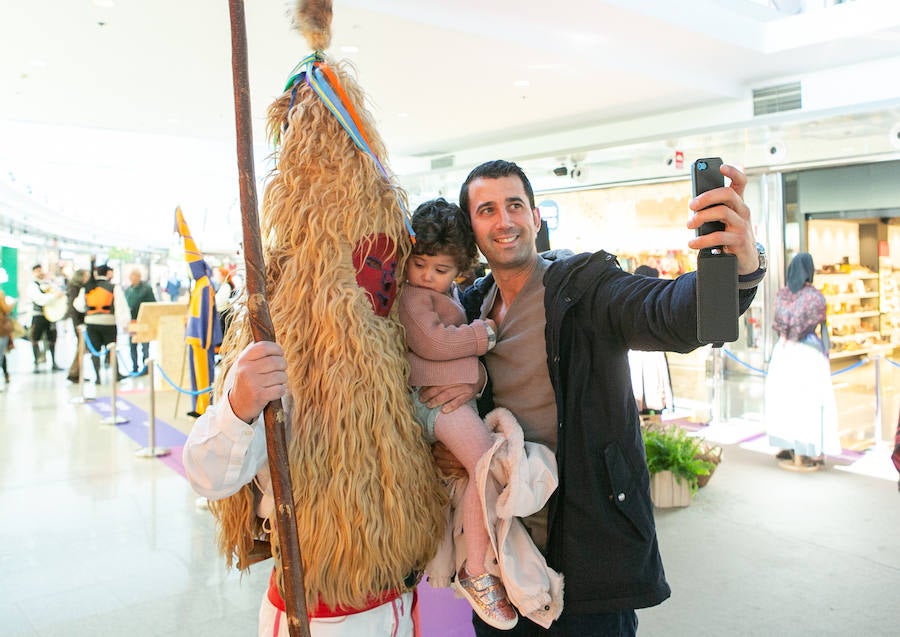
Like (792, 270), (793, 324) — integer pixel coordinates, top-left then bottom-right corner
(397, 284), (490, 386)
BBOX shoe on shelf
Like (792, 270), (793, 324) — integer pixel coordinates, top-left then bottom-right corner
(775, 449), (794, 460)
(453, 563), (518, 631)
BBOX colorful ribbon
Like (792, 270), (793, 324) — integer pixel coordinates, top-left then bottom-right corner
(282, 52), (415, 240)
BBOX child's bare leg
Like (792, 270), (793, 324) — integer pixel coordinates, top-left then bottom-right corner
(433, 403), (493, 575)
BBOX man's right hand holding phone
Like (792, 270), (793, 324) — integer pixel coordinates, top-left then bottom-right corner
(687, 162), (761, 276)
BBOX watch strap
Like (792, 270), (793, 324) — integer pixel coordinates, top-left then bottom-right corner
(738, 268), (766, 289)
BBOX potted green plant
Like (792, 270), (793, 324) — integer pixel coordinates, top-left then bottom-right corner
(642, 425), (716, 508)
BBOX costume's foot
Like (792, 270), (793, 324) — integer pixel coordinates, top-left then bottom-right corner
(51, 364), (64, 372)
(454, 564), (518, 631)
(775, 449), (794, 460)
(67, 375), (79, 383)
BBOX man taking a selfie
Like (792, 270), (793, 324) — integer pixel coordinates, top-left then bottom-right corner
(425, 159), (765, 636)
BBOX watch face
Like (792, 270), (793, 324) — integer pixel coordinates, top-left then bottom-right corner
(756, 243), (767, 271)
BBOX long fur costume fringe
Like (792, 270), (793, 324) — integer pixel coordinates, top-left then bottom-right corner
(294, 0), (332, 52)
(209, 16), (447, 611)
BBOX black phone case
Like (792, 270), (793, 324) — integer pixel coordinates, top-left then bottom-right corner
(697, 251), (738, 345)
(691, 157), (725, 237)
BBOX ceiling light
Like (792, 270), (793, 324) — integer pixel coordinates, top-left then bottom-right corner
(514, 80), (530, 88)
(92, 0), (116, 7)
(340, 45), (359, 53)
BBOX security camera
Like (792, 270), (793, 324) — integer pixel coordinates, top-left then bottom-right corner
(890, 123), (900, 149)
(766, 141), (786, 162)
(570, 166), (583, 179)
(553, 165), (568, 177)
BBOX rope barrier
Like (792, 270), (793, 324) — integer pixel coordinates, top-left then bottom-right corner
(722, 349), (767, 375)
(81, 327), (212, 393)
(82, 331), (106, 358)
(82, 332), (148, 379)
(722, 348), (873, 377)
(114, 349), (147, 378)
(153, 360), (212, 396)
(830, 358), (867, 376)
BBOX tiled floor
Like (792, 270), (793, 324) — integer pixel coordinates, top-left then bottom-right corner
(1, 331), (899, 636)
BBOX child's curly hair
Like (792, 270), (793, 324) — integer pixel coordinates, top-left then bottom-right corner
(410, 198), (479, 273)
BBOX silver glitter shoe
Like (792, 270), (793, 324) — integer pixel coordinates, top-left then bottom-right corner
(453, 564), (518, 630)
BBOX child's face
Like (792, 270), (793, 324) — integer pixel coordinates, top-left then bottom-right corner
(406, 252), (460, 295)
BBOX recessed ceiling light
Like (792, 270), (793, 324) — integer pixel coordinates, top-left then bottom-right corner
(514, 80), (530, 88)
(30, 59), (47, 67)
(92, 0), (116, 8)
(398, 112), (409, 118)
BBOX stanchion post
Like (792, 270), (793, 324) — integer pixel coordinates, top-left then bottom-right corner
(70, 324), (95, 404)
(136, 360), (170, 458)
(873, 353), (883, 443)
(100, 343), (128, 425)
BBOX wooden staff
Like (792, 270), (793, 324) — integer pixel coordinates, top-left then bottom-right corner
(226, 2), (311, 635)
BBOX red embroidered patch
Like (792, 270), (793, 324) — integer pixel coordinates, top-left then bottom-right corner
(352, 234), (397, 316)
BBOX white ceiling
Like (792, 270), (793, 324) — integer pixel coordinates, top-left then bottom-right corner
(2, 0), (900, 254)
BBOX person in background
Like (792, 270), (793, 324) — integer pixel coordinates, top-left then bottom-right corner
(425, 159), (765, 636)
(165, 275), (183, 302)
(125, 268), (157, 375)
(65, 269), (89, 383)
(0, 268), (15, 387)
(75, 260), (130, 384)
(29, 264), (65, 373)
(765, 252), (842, 469)
(627, 265), (674, 427)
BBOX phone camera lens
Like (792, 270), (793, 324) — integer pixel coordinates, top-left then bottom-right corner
(697, 161), (707, 171)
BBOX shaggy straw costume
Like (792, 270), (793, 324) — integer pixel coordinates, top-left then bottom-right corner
(210, 0), (446, 613)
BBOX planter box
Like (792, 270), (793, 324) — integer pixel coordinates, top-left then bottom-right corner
(650, 470), (692, 508)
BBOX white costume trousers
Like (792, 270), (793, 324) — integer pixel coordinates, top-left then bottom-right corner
(258, 590), (416, 637)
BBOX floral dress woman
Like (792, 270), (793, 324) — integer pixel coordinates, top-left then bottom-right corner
(765, 253), (842, 465)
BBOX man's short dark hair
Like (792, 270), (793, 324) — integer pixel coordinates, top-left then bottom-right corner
(32, 264), (42, 272)
(410, 198), (478, 273)
(458, 160), (536, 221)
(97, 264), (112, 277)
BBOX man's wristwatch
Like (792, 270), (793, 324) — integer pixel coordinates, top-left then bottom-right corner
(737, 242), (767, 290)
(484, 322), (497, 350)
